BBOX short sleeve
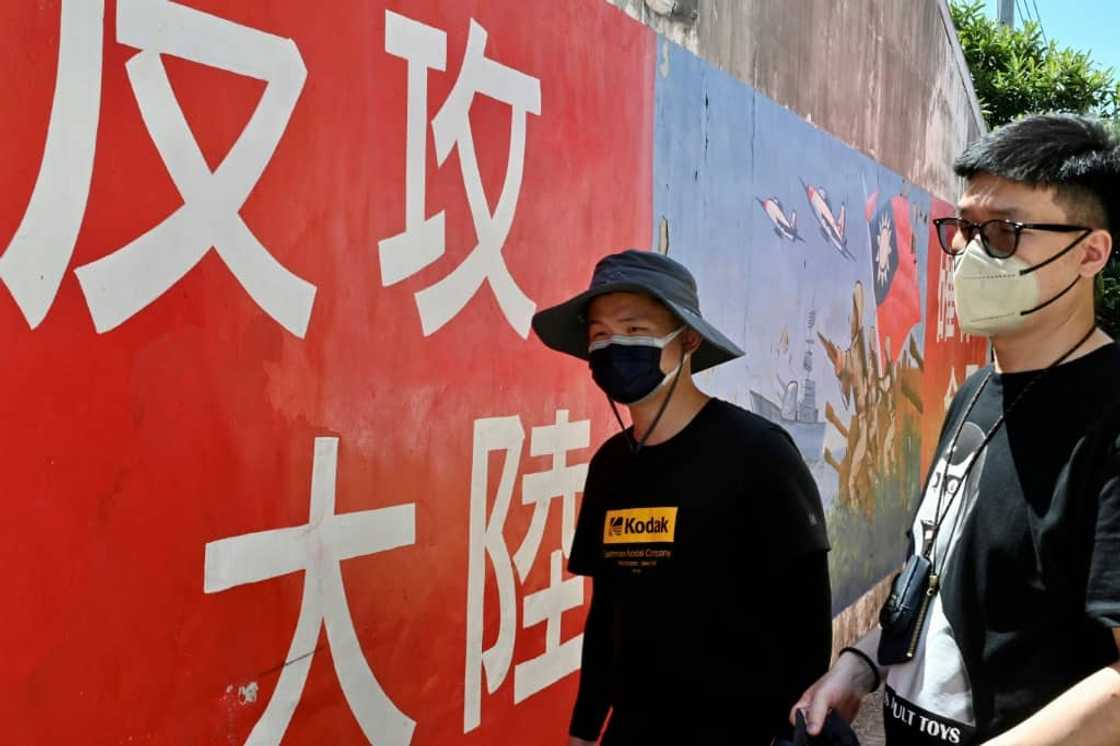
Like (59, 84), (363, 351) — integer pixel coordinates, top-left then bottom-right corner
(568, 458), (604, 577)
(752, 425), (831, 561)
(1046, 403), (1120, 629)
(1086, 467), (1120, 627)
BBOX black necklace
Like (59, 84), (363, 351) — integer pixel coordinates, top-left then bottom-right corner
(922, 324), (1098, 580)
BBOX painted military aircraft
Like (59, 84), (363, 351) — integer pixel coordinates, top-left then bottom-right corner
(802, 179), (854, 260)
(756, 197), (804, 241)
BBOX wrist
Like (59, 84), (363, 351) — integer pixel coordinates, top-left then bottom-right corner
(838, 646), (881, 694)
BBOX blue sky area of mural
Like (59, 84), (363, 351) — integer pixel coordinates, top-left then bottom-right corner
(651, 38), (932, 468)
(651, 38), (934, 612)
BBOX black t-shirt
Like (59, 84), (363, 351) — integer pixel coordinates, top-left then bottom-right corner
(891, 343), (1120, 742)
(567, 398), (831, 743)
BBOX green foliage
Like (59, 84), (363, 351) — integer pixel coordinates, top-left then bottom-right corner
(1102, 122), (1120, 339)
(950, 1), (1120, 337)
(950, 1), (1120, 127)
(1097, 271), (1120, 338)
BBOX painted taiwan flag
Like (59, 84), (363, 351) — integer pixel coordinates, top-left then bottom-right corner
(867, 194), (921, 368)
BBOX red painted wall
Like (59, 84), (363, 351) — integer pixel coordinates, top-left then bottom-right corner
(919, 198), (990, 479)
(0, 1), (653, 743)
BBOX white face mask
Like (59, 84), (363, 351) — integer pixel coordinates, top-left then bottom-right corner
(586, 325), (685, 354)
(952, 238), (1082, 337)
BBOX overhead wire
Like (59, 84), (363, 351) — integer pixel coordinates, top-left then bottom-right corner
(1029, 0), (1048, 45)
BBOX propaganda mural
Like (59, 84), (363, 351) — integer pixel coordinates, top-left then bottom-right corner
(650, 41), (985, 613)
(0, 2), (983, 743)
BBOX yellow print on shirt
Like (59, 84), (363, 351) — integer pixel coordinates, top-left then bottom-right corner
(602, 507), (678, 544)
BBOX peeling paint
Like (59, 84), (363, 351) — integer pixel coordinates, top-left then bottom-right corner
(237, 681), (259, 705)
(610, 0), (700, 51)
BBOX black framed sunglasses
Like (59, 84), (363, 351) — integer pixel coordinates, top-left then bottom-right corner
(933, 217), (1092, 260)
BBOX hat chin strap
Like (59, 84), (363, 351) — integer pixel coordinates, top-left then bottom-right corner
(609, 349), (691, 453)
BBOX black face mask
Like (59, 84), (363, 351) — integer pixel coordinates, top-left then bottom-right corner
(587, 327), (684, 404)
(588, 327), (691, 454)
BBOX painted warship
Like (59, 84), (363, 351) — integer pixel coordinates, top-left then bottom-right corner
(750, 310), (827, 462)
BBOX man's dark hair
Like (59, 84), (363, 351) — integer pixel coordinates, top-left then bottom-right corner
(953, 114), (1120, 239)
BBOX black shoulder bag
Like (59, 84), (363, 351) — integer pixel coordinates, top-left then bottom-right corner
(877, 325), (1097, 665)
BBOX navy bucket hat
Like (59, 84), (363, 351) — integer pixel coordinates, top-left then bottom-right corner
(531, 249), (744, 373)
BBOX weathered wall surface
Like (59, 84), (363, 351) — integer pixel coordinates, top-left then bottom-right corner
(1, 1), (985, 743)
(610, 0), (986, 200)
(614, 0), (988, 652)
(649, 38), (987, 647)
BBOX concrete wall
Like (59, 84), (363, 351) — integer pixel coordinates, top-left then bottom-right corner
(610, 0), (985, 200)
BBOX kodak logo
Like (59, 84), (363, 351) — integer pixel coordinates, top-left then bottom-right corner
(624, 516), (670, 534)
(602, 507), (677, 544)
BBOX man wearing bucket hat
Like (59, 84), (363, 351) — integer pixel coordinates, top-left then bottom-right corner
(532, 249), (835, 745)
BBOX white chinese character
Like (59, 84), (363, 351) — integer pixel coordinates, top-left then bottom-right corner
(379, 12), (541, 339)
(513, 549), (584, 704)
(937, 252), (957, 343)
(464, 411), (588, 733)
(943, 366), (959, 414)
(464, 415), (522, 733)
(1, 0), (316, 337)
(204, 437), (416, 745)
(0, 0), (103, 328)
(513, 410), (590, 576)
(378, 12), (447, 286)
(943, 364), (981, 413)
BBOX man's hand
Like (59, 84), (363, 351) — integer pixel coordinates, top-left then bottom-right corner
(568, 738), (596, 746)
(790, 651), (877, 736)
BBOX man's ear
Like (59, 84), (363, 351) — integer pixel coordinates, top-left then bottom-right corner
(1080, 228), (1113, 278)
(683, 328), (702, 354)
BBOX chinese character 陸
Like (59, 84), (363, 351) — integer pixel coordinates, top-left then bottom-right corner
(463, 409), (589, 733)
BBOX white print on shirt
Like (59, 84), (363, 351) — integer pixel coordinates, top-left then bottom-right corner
(884, 687), (966, 743)
(885, 421), (988, 729)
